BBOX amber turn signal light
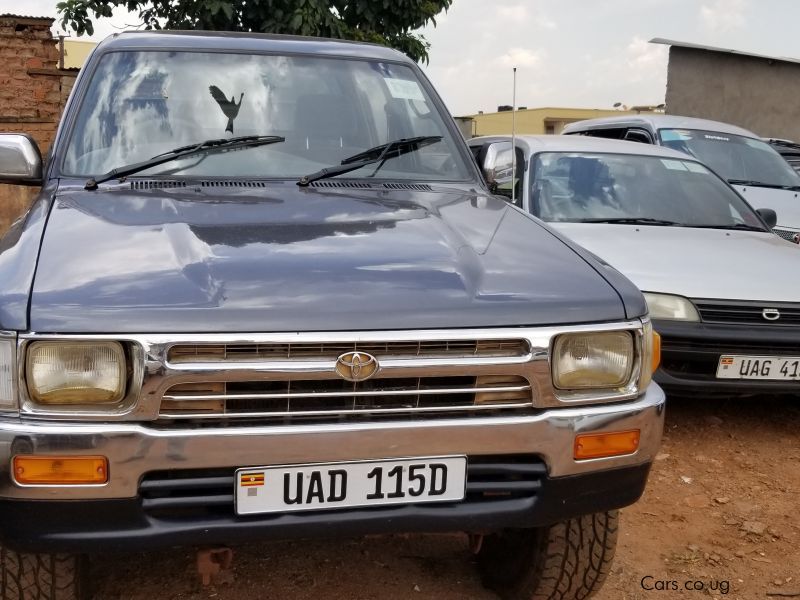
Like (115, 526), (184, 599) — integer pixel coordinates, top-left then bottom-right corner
(13, 455), (108, 485)
(574, 430), (640, 460)
(651, 331), (662, 373)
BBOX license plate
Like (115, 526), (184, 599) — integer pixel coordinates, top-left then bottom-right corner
(235, 456), (467, 515)
(716, 355), (800, 380)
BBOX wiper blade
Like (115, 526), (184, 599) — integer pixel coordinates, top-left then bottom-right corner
(84, 135), (285, 190)
(683, 223), (766, 232)
(574, 217), (682, 226)
(297, 135), (443, 187)
(728, 179), (800, 191)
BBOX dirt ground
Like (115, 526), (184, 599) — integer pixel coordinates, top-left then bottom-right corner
(91, 396), (800, 600)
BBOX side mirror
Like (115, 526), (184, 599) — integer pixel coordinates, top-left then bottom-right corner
(481, 141), (514, 198)
(756, 208), (777, 229)
(0, 134), (42, 186)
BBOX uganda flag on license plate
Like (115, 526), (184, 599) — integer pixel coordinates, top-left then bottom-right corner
(240, 472), (265, 487)
(720, 357), (734, 366)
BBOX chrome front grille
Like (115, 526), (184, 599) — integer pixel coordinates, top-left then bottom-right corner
(695, 300), (800, 326)
(160, 375), (532, 420)
(167, 339), (530, 363)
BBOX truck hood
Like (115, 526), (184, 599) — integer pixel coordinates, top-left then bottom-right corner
(552, 223), (800, 302)
(30, 184), (630, 333)
(732, 184), (800, 231)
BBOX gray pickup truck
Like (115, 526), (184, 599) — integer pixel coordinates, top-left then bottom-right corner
(0, 31), (664, 600)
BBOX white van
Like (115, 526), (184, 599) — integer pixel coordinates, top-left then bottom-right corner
(563, 115), (800, 243)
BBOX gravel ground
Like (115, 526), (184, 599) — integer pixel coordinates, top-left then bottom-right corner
(90, 396), (800, 600)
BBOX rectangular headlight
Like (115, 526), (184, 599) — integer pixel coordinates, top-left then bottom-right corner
(0, 335), (16, 409)
(26, 341), (126, 405)
(553, 331), (634, 390)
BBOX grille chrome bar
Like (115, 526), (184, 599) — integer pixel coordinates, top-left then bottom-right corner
(159, 402), (534, 419)
(163, 384), (531, 402)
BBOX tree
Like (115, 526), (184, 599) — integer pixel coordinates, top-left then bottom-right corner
(56, 0), (452, 63)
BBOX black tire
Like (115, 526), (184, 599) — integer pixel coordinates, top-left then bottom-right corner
(477, 511), (619, 600)
(0, 545), (88, 600)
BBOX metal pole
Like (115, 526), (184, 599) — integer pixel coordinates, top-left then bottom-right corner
(511, 67), (517, 205)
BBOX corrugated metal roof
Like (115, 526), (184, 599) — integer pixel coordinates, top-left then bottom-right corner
(650, 38), (800, 66)
(0, 14), (55, 21)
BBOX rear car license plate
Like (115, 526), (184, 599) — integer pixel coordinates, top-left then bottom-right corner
(235, 456), (467, 515)
(716, 355), (800, 380)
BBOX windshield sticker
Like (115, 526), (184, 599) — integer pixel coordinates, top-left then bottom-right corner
(660, 159), (688, 171)
(660, 130), (692, 141)
(704, 134), (730, 142)
(684, 161), (707, 173)
(384, 77), (426, 101)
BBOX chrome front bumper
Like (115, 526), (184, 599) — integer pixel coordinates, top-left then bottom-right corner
(0, 385), (664, 500)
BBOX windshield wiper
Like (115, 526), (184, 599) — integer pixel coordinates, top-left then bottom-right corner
(84, 135), (285, 190)
(297, 135), (443, 187)
(683, 223), (766, 232)
(727, 179), (800, 191)
(573, 217), (683, 226)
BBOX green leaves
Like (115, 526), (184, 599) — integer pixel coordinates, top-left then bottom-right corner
(55, 0), (451, 62)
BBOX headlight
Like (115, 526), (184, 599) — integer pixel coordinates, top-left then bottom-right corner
(26, 341), (126, 405)
(552, 331), (634, 390)
(643, 293), (699, 321)
(0, 335), (16, 409)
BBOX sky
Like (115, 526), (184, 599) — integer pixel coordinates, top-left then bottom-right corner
(9, 0), (800, 116)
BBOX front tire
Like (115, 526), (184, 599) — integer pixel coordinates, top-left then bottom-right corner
(477, 511), (619, 600)
(0, 545), (87, 600)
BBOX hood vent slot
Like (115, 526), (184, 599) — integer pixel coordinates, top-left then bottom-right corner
(382, 182), (433, 191)
(310, 181), (375, 189)
(308, 181), (434, 191)
(130, 180), (187, 190)
(130, 180), (268, 190)
(199, 180), (267, 188)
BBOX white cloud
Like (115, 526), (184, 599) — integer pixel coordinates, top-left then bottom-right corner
(498, 4), (529, 20)
(626, 35), (668, 75)
(700, 0), (748, 32)
(496, 48), (543, 68)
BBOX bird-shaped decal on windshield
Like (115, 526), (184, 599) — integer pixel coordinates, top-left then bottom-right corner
(209, 85), (244, 134)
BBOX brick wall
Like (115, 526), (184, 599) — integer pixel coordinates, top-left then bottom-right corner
(0, 15), (77, 234)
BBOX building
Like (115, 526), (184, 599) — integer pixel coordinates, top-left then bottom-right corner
(455, 106), (662, 138)
(0, 14), (79, 233)
(652, 38), (800, 141)
(62, 39), (96, 68)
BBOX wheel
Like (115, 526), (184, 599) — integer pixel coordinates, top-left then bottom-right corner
(0, 544), (88, 600)
(476, 511), (619, 600)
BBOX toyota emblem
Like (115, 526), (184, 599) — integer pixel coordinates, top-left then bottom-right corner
(335, 351), (379, 382)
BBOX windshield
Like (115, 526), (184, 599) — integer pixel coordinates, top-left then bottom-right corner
(63, 51), (471, 182)
(658, 128), (800, 187)
(531, 152), (765, 229)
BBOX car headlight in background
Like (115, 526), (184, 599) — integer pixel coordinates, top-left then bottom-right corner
(643, 292), (700, 321)
(0, 335), (16, 409)
(552, 331), (634, 390)
(26, 341), (126, 405)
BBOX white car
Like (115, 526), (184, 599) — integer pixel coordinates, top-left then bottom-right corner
(469, 134), (800, 397)
(562, 115), (800, 244)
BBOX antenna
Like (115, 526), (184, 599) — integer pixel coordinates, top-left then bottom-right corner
(511, 67), (517, 206)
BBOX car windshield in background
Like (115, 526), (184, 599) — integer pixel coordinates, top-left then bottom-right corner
(531, 152), (766, 230)
(658, 128), (800, 187)
(62, 51), (470, 182)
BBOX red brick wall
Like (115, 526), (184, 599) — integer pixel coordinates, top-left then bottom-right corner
(0, 15), (76, 233)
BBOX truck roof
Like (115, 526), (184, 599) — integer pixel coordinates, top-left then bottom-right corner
(94, 30), (412, 63)
(562, 114), (757, 138)
(471, 134), (701, 160)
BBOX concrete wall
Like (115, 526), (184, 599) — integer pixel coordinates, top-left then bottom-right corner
(465, 108), (642, 137)
(665, 46), (800, 140)
(0, 15), (77, 235)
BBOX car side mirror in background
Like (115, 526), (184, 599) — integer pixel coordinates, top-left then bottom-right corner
(756, 208), (777, 229)
(0, 134), (43, 186)
(481, 141), (514, 197)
